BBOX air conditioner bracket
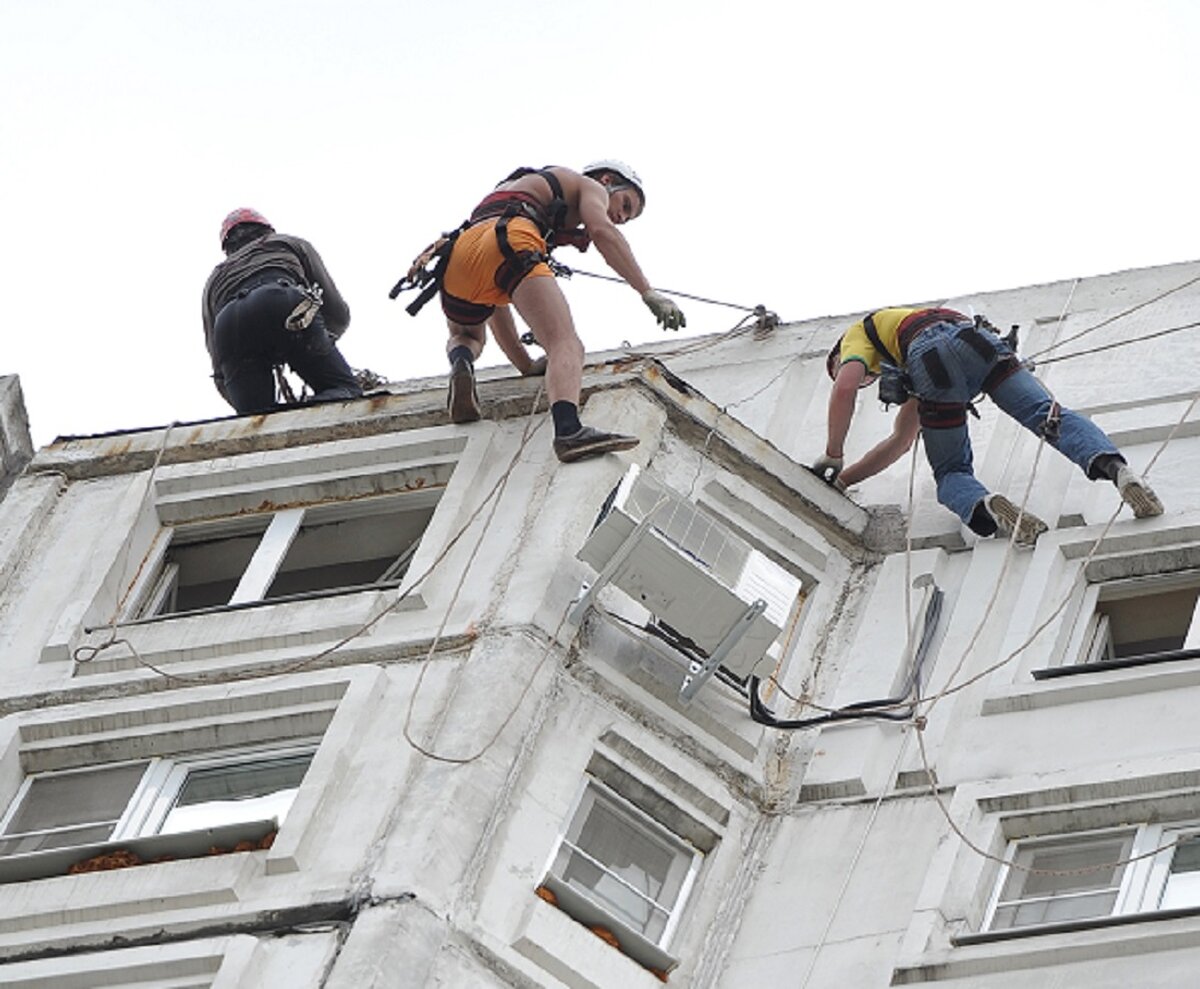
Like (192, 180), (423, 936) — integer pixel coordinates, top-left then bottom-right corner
(678, 598), (767, 705)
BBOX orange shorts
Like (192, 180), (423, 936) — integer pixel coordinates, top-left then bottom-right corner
(441, 217), (554, 311)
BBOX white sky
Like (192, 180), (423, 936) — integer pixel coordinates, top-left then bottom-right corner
(2, 0), (1198, 448)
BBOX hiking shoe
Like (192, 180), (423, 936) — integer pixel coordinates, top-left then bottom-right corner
(553, 426), (639, 463)
(984, 493), (1048, 548)
(1115, 465), (1164, 518)
(447, 358), (480, 424)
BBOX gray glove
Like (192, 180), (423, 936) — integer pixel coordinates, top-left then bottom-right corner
(811, 454), (844, 486)
(642, 289), (686, 331)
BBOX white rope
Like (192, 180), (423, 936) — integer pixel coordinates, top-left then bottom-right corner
(798, 727), (912, 989)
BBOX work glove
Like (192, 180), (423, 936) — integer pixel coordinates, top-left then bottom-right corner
(642, 290), (686, 331)
(811, 454), (843, 486)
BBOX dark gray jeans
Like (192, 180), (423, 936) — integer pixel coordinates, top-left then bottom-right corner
(212, 280), (361, 414)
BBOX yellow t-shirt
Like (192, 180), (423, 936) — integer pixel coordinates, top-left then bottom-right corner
(838, 307), (919, 375)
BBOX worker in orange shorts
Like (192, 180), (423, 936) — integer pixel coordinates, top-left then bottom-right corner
(431, 161), (686, 463)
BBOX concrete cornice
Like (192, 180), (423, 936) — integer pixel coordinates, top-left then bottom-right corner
(28, 356), (892, 558)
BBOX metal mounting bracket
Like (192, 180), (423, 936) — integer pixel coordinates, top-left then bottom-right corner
(678, 598), (767, 705)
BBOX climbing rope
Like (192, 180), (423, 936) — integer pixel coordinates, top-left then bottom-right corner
(551, 262), (770, 316)
(1026, 269), (1200, 364)
(1034, 317), (1200, 367)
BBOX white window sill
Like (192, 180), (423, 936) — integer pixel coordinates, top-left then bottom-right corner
(0, 817), (276, 886)
(954, 903), (1200, 945)
(1031, 647), (1200, 682)
(58, 588), (424, 675)
(512, 893), (673, 989)
(982, 652), (1200, 715)
(893, 908), (1200, 984)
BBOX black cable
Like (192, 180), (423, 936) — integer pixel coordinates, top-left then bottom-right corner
(748, 586), (944, 730)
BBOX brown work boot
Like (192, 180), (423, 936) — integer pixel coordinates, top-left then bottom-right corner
(984, 493), (1048, 548)
(553, 426), (639, 463)
(1114, 465), (1164, 518)
(447, 357), (480, 424)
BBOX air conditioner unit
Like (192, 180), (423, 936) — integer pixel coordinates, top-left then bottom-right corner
(573, 465), (801, 702)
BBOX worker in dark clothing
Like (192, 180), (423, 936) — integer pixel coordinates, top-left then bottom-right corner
(202, 208), (362, 414)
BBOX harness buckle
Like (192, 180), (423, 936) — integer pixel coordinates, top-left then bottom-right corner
(1040, 400), (1062, 443)
(284, 283), (324, 332)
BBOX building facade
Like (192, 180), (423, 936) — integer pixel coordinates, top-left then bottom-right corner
(0, 261), (1196, 988)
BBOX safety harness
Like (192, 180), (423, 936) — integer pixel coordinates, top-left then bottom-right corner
(863, 309), (1024, 429)
(390, 167), (583, 318)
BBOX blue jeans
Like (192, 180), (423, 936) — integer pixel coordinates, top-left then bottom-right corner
(905, 320), (1119, 523)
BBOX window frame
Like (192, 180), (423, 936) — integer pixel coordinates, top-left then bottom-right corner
(0, 759), (151, 858)
(123, 489), (441, 623)
(43, 425), (491, 669)
(0, 741), (318, 867)
(1077, 570), (1200, 665)
(982, 820), (1200, 934)
(541, 777), (702, 968)
(1032, 566), (1200, 682)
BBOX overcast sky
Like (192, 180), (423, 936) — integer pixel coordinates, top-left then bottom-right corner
(2, 1), (1197, 448)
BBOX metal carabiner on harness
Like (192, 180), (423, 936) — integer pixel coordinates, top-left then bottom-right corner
(389, 234), (450, 299)
(389, 226), (466, 317)
(1040, 400), (1062, 443)
(284, 283), (324, 332)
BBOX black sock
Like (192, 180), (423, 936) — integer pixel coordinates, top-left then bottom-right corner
(551, 401), (582, 437)
(967, 500), (998, 537)
(448, 345), (474, 367)
(1088, 453), (1126, 482)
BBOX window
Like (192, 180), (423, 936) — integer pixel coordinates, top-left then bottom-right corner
(151, 750), (311, 836)
(0, 745), (314, 861)
(133, 494), (435, 619)
(1082, 572), (1200, 664)
(985, 824), (1200, 933)
(541, 780), (700, 968)
(0, 762), (148, 857)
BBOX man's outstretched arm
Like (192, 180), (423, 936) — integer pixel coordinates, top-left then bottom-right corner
(576, 181), (684, 330)
(839, 398), (920, 487)
(576, 181), (651, 291)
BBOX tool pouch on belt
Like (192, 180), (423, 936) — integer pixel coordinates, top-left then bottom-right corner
(877, 363), (913, 407)
(862, 312), (912, 407)
(285, 283), (324, 331)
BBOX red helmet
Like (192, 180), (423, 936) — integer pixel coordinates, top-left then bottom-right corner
(220, 208), (273, 247)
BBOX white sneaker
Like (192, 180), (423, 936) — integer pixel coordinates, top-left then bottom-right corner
(1115, 465), (1164, 518)
(984, 493), (1048, 548)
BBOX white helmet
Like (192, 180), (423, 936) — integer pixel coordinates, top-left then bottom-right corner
(583, 159), (645, 210)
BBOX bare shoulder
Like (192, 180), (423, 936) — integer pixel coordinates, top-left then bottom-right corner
(544, 166), (586, 197)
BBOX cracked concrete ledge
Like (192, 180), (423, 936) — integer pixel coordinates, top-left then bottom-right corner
(0, 896), (377, 967)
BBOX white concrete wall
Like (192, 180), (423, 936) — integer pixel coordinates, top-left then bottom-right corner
(0, 261), (1196, 987)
